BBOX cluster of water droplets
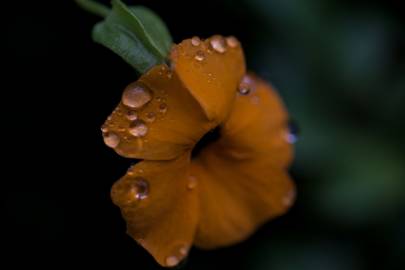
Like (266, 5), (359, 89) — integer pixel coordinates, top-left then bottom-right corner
(165, 243), (190, 267)
(102, 76), (170, 149)
(191, 35), (239, 63)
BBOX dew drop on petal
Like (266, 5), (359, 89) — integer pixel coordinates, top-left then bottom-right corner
(122, 83), (152, 109)
(179, 245), (189, 256)
(103, 132), (120, 148)
(210, 36), (227, 53)
(131, 177), (149, 200)
(165, 256), (179, 267)
(191, 36), (201, 46)
(226, 36), (239, 48)
(145, 112), (156, 122)
(187, 175), (198, 190)
(129, 120), (148, 137)
(158, 103), (168, 113)
(282, 189), (295, 207)
(126, 110), (138, 121)
(238, 84), (250, 95)
(238, 75), (253, 95)
(286, 120), (300, 144)
(194, 50), (205, 61)
(101, 124), (108, 133)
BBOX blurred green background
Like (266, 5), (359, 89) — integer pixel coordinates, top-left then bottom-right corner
(4, 0), (404, 269)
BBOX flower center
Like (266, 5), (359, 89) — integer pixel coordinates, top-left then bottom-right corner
(191, 126), (221, 158)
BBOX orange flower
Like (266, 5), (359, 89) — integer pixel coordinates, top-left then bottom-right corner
(101, 35), (295, 267)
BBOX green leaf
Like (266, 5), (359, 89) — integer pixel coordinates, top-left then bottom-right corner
(88, 0), (173, 73)
(129, 6), (172, 57)
(92, 22), (161, 73)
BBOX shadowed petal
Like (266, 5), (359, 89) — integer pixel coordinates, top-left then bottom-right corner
(111, 153), (198, 267)
(192, 74), (295, 249)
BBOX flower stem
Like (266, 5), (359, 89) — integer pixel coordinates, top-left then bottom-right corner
(75, 0), (110, 18)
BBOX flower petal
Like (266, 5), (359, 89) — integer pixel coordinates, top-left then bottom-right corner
(111, 153), (198, 267)
(171, 35), (246, 124)
(191, 74), (295, 249)
(102, 64), (214, 160)
(221, 73), (293, 168)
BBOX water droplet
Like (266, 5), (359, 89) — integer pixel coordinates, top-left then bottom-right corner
(238, 75), (253, 95)
(282, 189), (295, 207)
(187, 175), (197, 190)
(191, 36), (201, 46)
(179, 245), (189, 256)
(226, 36), (238, 48)
(238, 85), (250, 95)
(122, 83), (152, 109)
(145, 112), (156, 122)
(101, 124), (108, 133)
(210, 36), (227, 53)
(130, 177), (149, 200)
(127, 166), (134, 176)
(158, 103), (168, 113)
(129, 120), (148, 137)
(165, 256), (179, 267)
(286, 120), (299, 144)
(126, 110), (138, 121)
(194, 50), (205, 61)
(103, 132), (120, 148)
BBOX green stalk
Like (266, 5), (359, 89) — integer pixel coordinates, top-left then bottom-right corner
(75, 0), (110, 18)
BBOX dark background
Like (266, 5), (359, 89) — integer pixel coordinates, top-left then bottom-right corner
(4, 0), (405, 269)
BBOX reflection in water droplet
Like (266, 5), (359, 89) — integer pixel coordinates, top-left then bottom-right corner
(187, 175), (197, 190)
(126, 110), (138, 121)
(287, 120), (299, 144)
(165, 256), (179, 267)
(146, 112), (156, 122)
(194, 50), (205, 61)
(191, 36), (201, 46)
(103, 132), (120, 148)
(122, 83), (152, 109)
(129, 120), (148, 137)
(210, 36), (227, 53)
(159, 103), (168, 113)
(226, 36), (238, 48)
